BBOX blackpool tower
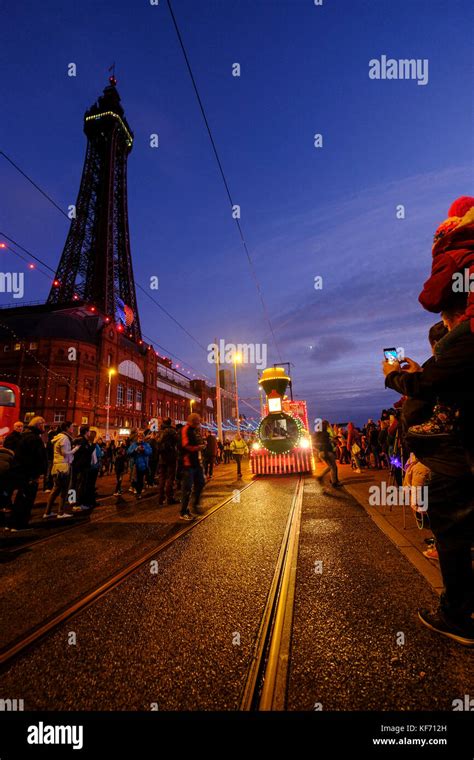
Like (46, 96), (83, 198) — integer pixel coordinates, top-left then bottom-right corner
(47, 76), (142, 342)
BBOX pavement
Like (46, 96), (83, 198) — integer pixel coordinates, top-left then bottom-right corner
(287, 477), (474, 711)
(326, 463), (443, 595)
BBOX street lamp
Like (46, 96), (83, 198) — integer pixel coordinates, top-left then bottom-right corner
(106, 368), (116, 440)
(233, 352), (242, 432)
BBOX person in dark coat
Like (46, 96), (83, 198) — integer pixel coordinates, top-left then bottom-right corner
(3, 421), (24, 453)
(314, 421), (341, 487)
(203, 432), (217, 479)
(7, 417), (47, 530)
(157, 419), (178, 505)
(175, 423), (184, 492)
(71, 425), (93, 511)
(113, 445), (127, 495)
(0, 444), (15, 512)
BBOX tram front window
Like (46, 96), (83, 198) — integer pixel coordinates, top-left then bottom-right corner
(260, 414), (299, 454)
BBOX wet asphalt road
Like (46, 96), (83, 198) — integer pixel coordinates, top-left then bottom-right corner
(0, 477), (298, 710)
(0, 466), (247, 649)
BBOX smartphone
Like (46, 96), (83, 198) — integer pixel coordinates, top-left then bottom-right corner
(383, 347), (398, 364)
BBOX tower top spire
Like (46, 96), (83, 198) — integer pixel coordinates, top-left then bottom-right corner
(108, 62), (117, 87)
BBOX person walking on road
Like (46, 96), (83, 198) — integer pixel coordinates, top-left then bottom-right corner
(127, 428), (139, 491)
(72, 425), (93, 512)
(203, 432), (217, 479)
(230, 433), (248, 480)
(86, 430), (103, 509)
(113, 444), (127, 495)
(180, 413), (206, 520)
(314, 420), (341, 488)
(43, 421), (78, 519)
(223, 438), (231, 464)
(127, 432), (152, 500)
(175, 423), (184, 493)
(7, 416), (48, 531)
(157, 418), (178, 505)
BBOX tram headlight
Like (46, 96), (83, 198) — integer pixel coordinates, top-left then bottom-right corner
(300, 438), (310, 449)
(252, 442), (261, 450)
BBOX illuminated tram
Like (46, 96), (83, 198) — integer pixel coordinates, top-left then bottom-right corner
(250, 366), (314, 475)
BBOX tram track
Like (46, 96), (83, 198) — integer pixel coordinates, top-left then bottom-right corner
(239, 476), (304, 711)
(0, 468), (234, 555)
(0, 478), (256, 668)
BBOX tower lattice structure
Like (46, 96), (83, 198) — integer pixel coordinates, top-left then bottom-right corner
(47, 77), (142, 342)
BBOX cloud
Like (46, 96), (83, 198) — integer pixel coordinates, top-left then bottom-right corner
(309, 335), (355, 363)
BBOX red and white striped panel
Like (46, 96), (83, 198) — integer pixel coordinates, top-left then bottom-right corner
(250, 449), (312, 475)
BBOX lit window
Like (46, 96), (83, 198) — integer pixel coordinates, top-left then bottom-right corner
(135, 390), (142, 411)
(268, 397), (282, 413)
(117, 384), (124, 405)
(29, 342), (38, 350)
(53, 412), (65, 423)
(3, 345), (9, 352)
(127, 387), (133, 408)
(14, 343), (21, 351)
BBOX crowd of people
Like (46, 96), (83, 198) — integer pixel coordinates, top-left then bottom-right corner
(313, 413), (406, 490)
(0, 414), (253, 530)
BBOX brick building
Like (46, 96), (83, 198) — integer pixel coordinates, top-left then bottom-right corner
(0, 303), (212, 436)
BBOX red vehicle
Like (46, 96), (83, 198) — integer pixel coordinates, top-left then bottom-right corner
(250, 367), (314, 475)
(0, 383), (21, 438)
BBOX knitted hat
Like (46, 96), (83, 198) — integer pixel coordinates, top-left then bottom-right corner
(418, 196), (474, 329)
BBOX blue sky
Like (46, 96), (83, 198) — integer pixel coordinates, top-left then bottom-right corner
(1, 0), (473, 425)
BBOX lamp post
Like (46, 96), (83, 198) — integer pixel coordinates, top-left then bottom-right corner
(233, 352), (242, 432)
(106, 368), (116, 440)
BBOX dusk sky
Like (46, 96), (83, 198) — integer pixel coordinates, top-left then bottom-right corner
(1, 0), (473, 425)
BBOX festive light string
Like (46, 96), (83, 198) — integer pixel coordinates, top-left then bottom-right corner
(0, 318), (102, 408)
(0, 232), (211, 383)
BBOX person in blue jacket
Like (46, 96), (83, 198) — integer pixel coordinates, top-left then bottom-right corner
(127, 432), (152, 500)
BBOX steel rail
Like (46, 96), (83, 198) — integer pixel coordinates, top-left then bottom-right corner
(239, 476), (304, 710)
